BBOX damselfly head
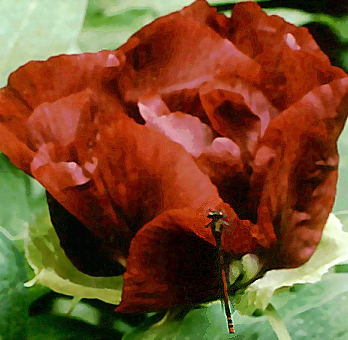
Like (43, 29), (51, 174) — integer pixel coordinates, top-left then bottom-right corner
(207, 211), (227, 220)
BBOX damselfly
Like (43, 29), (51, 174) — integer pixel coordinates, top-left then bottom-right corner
(205, 211), (235, 334)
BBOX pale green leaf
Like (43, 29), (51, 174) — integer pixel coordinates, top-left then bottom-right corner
(263, 304), (291, 340)
(24, 207), (123, 305)
(104, 0), (269, 17)
(235, 213), (348, 316)
(0, 0), (88, 87)
(264, 8), (314, 26)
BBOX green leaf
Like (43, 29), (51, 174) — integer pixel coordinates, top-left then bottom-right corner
(235, 213), (348, 316)
(122, 272), (348, 340)
(314, 14), (348, 43)
(28, 314), (121, 340)
(24, 207), (123, 305)
(291, 291), (348, 339)
(98, 0), (268, 17)
(122, 304), (231, 340)
(83, 7), (158, 29)
(272, 272), (348, 339)
(79, 7), (158, 51)
(0, 231), (28, 339)
(122, 302), (276, 340)
(0, 153), (46, 239)
(78, 0), (268, 52)
(90, 0), (208, 18)
(264, 8), (314, 26)
(0, 0), (88, 87)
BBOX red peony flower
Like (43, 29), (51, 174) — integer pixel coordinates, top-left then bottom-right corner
(0, 0), (348, 314)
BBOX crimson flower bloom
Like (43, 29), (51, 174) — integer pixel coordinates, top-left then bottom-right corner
(0, 0), (348, 314)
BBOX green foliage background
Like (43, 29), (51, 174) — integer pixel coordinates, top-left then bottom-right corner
(1, 1), (348, 339)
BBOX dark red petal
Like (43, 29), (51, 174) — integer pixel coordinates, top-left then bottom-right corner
(28, 104), (227, 264)
(0, 51), (127, 174)
(27, 95), (131, 265)
(250, 77), (348, 267)
(230, 2), (329, 61)
(222, 218), (260, 255)
(0, 87), (34, 173)
(46, 192), (126, 277)
(7, 51), (125, 108)
(115, 208), (219, 313)
(179, 0), (231, 37)
(0, 64), (133, 266)
(0, 52), (136, 267)
(194, 137), (250, 217)
(195, 137), (243, 183)
(162, 88), (208, 124)
(117, 6), (260, 103)
(138, 93), (170, 117)
(26, 89), (97, 153)
(116, 206), (257, 313)
(200, 75), (279, 158)
(94, 117), (222, 230)
(229, 2), (346, 110)
(138, 98), (214, 157)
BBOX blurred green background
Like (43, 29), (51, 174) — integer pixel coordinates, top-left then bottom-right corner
(1, 1), (348, 339)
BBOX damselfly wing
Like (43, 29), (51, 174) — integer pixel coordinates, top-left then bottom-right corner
(205, 211), (235, 334)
